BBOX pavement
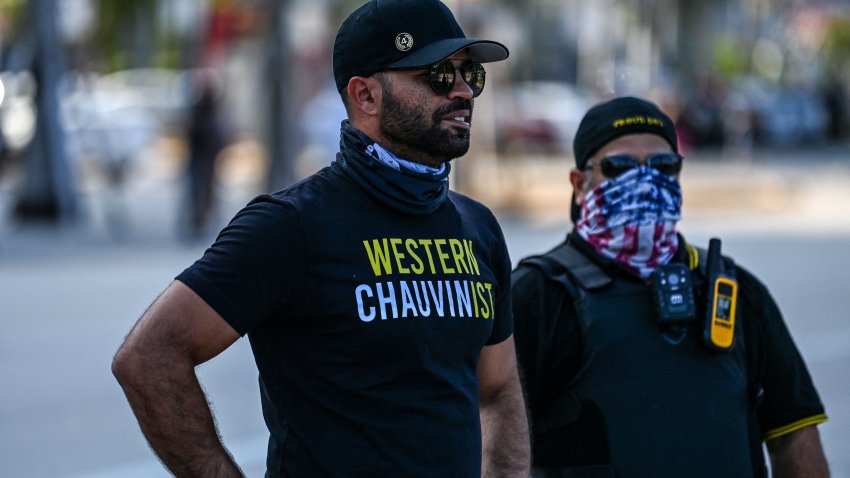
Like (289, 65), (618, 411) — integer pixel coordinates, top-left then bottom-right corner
(1, 144), (849, 477)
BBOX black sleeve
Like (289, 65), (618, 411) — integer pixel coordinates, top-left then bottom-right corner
(738, 266), (827, 439)
(486, 220), (515, 346)
(511, 264), (582, 412)
(176, 195), (308, 336)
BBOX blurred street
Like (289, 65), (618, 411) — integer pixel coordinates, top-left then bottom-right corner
(1, 146), (849, 477)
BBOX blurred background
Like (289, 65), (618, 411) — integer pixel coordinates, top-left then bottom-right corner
(0, 0), (848, 477)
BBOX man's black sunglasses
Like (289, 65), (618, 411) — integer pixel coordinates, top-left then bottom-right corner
(428, 59), (486, 97)
(585, 152), (683, 178)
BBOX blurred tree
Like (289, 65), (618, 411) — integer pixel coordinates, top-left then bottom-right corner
(822, 16), (850, 140)
(823, 16), (850, 74)
(94, 0), (160, 71)
(10, 0), (77, 223)
(262, 0), (299, 191)
(713, 36), (750, 79)
(0, 0), (26, 36)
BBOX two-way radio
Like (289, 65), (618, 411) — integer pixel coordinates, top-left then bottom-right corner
(703, 238), (738, 351)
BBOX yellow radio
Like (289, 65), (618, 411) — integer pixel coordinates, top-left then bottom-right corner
(704, 239), (738, 352)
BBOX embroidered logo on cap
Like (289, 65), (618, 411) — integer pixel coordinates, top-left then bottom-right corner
(395, 33), (413, 51)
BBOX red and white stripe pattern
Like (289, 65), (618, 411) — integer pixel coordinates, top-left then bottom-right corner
(576, 167), (682, 278)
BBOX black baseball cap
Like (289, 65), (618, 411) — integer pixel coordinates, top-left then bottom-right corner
(572, 96), (679, 170)
(333, 0), (509, 92)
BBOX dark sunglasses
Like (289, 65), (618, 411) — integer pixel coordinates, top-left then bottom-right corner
(428, 59), (486, 97)
(585, 152), (683, 178)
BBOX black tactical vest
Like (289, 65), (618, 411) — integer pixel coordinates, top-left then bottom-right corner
(521, 243), (755, 478)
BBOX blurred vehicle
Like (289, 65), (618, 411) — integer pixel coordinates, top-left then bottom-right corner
(495, 81), (593, 156)
(745, 83), (830, 147)
(59, 68), (192, 178)
(0, 67), (191, 172)
(0, 71), (38, 155)
(720, 78), (829, 149)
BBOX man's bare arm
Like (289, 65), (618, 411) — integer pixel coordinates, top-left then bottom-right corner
(479, 335), (531, 477)
(112, 280), (244, 477)
(766, 425), (829, 478)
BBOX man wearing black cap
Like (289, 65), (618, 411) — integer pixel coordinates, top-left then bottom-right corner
(112, 1), (529, 477)
(511, 96), (829, 477)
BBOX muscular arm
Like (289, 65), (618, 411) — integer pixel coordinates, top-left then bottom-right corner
(112, 280), (244, 477)
(479, 335), (531, 477)
(766, 425), (829, 478)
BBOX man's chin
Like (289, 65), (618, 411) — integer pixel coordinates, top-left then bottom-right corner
(444, 142), (470, 159)
(443, 129), (471, 149)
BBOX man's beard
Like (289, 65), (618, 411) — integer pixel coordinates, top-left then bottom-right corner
(378, 83), (472, 164)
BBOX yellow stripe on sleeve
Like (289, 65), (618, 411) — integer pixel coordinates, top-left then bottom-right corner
(763, 414), (828, 441)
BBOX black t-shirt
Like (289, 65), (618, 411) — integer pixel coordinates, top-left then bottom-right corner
(512, 233), (826, 459)
(178, 161), (513, 477)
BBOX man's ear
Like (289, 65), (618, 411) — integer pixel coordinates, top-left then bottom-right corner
(346, 76), (381, 117)
(569, 168), (588, 206)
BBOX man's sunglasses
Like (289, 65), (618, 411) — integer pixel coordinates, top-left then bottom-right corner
(428, 59), (486, 97)
(585, 152), (683, 178)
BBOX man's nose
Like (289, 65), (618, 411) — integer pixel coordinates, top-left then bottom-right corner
(448, 68), (473, 99)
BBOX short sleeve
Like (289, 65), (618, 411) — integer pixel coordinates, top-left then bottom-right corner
(738, 267), (828, 439)
(485, 223), (515, 346)
(176, 196), (307, 335)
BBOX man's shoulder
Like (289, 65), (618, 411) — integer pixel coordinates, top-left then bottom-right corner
(445, 191), (506, 236)
(447, 190), (495, 214)
(513, 238), (593, 272)
(511, 242), (578, 290)
(681, 239), (768, 293)
(260, 165), (350, 205)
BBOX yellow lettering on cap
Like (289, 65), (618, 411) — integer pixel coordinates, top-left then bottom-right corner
(612, 115), (665, 128)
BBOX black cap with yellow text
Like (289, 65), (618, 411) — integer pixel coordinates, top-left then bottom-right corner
(572, 96), (679, 170)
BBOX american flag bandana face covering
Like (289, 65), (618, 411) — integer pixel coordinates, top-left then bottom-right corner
(576, 166), (683, 278)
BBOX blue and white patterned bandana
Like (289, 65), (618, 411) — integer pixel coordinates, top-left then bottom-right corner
(576, 167), (683, 278)
(370, 143), (447, 175)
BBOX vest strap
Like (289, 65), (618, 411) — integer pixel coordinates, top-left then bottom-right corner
(519, 243), (611, 291)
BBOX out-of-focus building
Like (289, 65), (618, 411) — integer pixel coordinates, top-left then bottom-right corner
(1, 0), (848, 226)
(489, 0), (850, 153)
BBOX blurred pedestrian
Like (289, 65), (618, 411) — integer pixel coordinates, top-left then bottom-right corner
(184, 70), (228, 240)
(112, 1), (529, 477)
(677, 73), (726, 148)
(512, 96), (829, 477)
(822, 75), (848, 141)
